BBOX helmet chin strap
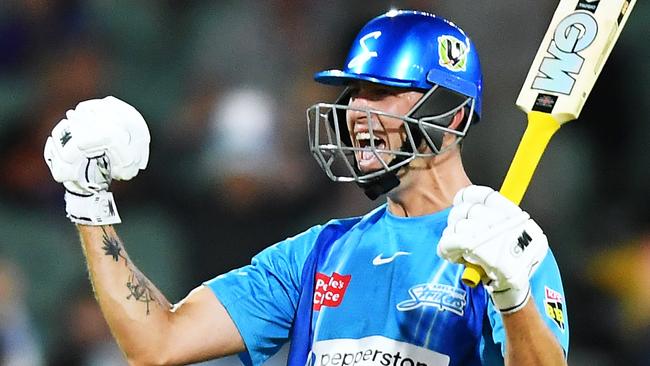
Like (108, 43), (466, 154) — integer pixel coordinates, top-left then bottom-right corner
(357, 168), (401, 200)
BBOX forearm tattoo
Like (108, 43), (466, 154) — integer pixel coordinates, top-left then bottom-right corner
(102, 228), (126, 262)
(101, 227), (168, 315)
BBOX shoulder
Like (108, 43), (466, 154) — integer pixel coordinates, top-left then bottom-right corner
(302, 203), (387, 242)
(247, 204), (387, 279)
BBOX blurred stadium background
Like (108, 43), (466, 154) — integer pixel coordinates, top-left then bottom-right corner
(0, 1), (648, 365)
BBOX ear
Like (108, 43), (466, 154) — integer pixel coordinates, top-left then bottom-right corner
(439, 108), (466, 150)
(448, 107), (466, 130)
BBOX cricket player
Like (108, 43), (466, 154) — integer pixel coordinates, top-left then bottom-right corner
(43, 10), (568, 366)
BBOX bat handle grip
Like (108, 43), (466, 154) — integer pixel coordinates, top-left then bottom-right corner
(461, 111), (562, 287)
(462, 264), (485, 286)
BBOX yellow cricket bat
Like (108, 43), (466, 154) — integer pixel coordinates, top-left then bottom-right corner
(462, 0), (637, 287)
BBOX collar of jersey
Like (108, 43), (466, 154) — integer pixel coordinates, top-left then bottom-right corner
(382, 204), (452, 229)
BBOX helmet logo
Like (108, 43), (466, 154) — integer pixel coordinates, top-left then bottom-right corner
(438, 35), (468, 72)
(347, 31), (382, 69)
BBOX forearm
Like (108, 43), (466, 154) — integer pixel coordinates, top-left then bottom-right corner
(78, 224), (173, 364)
(45, 97), (244, 364)
(502, 298), (566, 366)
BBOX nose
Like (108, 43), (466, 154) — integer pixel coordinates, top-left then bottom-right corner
(345, 98), (368, 130)
(346, 92), (373, 126)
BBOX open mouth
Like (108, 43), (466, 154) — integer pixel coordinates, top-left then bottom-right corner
(355, 131), (387, 169)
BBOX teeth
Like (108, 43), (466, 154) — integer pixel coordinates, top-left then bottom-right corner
(356, 132), (371, 141)
(355, 132), (383, 145)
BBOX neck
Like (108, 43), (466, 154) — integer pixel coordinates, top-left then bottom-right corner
(386, 147), (471, 217)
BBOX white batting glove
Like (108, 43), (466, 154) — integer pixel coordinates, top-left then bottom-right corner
(43, 96), (150, 225)
(438, 185), (549, 313)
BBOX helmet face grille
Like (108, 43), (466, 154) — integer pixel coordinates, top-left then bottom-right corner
(308, 10), (481, 189)
(306, 89), (475, 184)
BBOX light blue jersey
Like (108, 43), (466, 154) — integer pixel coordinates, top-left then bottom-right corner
(206, 204), (569, 366)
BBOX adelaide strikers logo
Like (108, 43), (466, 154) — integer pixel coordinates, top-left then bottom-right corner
(438, 35), (468, 72)
(396, 283), (467, 316)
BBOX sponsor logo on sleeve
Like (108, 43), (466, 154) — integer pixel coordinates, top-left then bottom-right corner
(544, 286), (566, 332)
(310, 336), (450, 366)
(396, 283), (466, 316)
(314, 272), (351, 311)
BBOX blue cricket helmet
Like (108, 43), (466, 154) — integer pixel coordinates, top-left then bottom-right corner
(307, 10), (483, 199)
(315, 10), (482, 118)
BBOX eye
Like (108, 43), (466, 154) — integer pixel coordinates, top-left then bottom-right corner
(347, 85), (396, 101)
(347, 87), (360, 98)
(374, 87), (391, 95)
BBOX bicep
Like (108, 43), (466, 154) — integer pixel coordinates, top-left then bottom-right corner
(165, 226), (321, 365)
(164, 285), (245, 365)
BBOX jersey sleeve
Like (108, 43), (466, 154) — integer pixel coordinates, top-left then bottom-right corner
(485, 247), (570, 357)
(204, 225), (323, 365)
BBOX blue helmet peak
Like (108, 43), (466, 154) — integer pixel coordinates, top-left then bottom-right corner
(315, 10), (483, 118)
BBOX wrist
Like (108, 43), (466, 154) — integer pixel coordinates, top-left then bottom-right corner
(64, 190), (121, 225)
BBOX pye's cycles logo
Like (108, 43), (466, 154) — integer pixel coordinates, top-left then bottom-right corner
(313, 272), (351, 311)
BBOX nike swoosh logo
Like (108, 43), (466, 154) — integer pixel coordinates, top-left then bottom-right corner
(372, 251), (411, 266)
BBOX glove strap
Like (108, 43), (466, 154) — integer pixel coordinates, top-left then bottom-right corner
(490, 285), (531, 314)
(64, 191), (121, 225)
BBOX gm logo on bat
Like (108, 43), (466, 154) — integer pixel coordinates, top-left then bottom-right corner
(532, 9), (598, 95)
